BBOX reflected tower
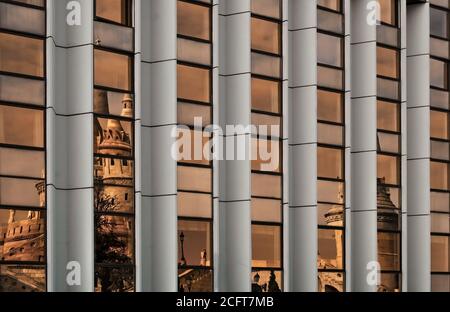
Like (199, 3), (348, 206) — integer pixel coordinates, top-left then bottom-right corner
(377, 178), (400, 292)
(94, 92), (134, 265)
(318, 185), (345, 292)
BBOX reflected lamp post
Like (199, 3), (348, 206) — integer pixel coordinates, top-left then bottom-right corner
(180, 232), (187, 266)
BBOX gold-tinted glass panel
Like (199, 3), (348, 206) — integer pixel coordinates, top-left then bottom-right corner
(431, 274), (450, 292)
(0, 75), (45, 106)
(178, 192), (212, 218)
(178, 64), (210, 103)
(0, 105), (44, 148)
(177, 1), (210, 40)
(251, 198), (282, 223)
(377, 154), (399, 185)
(94, 21), (134, 52)
(96, 0), (132, 26)
(178, 38), (211, 65)
(431, 7), (448, 38)
(317, 0), (341, 11)
(318, 123), (344, 146)
(318, 33), (342, 67)
(252, 225), (281, 268)
(0, 177), (43, 207)
(0, 148), (44, 178)
(378, 132), (400, 154)
(318, 9), (343, 34)
(318, 180), (344, 204)
(432, 213), (450, 233)
(377, 46), (399, 79)
(431, 110), (449, 140)
(431, 192), (450, 213)
(379, 0), (397, 26)
(252, 173), (282, 199)
(251, 0), (281, 18)
(0, 3), (45, 35)
(318, 66), (343, 90)
(377, 101), (399, 132)
(252, 53), (281, 78)
(318, 90), (343, 123)
(177, 102), (211, 126)
(430, 161), (449, 190)
(178, 166), (212, 193)
(431, 235), (449, 272)
(94, 49), (132, 91)
(430, 58), (448, 89)
(252, 78), (280, 114)
(431, 89), (450, 110)
(251, 17), (280, 54)
(318, 147), (343, 179)
(0, 32), (44, 77)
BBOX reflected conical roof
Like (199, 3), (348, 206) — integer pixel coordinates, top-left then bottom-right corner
(377, 178), (397, 210)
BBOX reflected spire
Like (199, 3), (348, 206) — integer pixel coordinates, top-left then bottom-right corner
(121, 94), (133, 119)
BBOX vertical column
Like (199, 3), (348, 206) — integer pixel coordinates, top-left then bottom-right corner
(212, 0), (220, 292)
(135, 0), (142, 293)
(400, 0), (408, 291)
(406, 1), (431, 292)
(350, 0), (378, 292)
(288, 0), (318, 292)
(344, 0), (352, 292)
(217, 0), (252, 292)
(282, 0), (290, 292)
(47, 0), (95, 292)
(140, 0), (178, 292)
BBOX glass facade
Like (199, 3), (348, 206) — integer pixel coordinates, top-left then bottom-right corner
(251, 0), (283, 293)
(317, 0), (345, 293)
(376, 0), (401, 292)
(0, 0), (46, 292)
(0, 0), (448, 294)
(430, 0), (450, 293)
(93, 0), (135, 292)
(177, 0), (213, 292)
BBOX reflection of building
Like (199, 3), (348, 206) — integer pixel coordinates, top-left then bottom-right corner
(178, 269), (212, 292)
(318, 185), (345, 293)
(94, 90), (133, 210)
(376, 178), (400, 292)
(0, 176), (46, 291)
(4, 0), (449, 293)
(177, 231), (212, 292)
(94, 90), (134, 292)
(251, 270), (282, 293)
(318, 179), (400, 292)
